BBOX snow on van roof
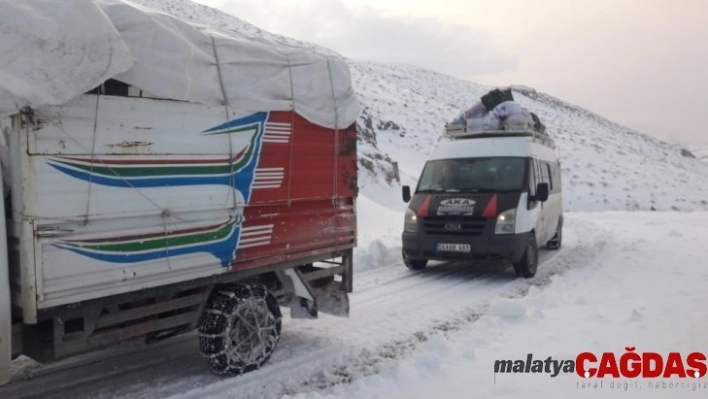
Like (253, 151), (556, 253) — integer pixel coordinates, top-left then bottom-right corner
(0, 0), (359, 129)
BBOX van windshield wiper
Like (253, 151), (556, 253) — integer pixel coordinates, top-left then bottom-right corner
(457, 188), (519, 193)
(455, 188), (496, 193)
(417, 188), (446, 193)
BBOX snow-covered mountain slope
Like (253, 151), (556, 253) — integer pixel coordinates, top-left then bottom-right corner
(129, 0), (339, 55)
(350, 61), (708, 213)
(688, 145), (708, 162)
(130, 0), (708, 214)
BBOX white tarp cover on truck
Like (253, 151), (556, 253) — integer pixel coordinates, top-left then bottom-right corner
(0, 0), (360, 129)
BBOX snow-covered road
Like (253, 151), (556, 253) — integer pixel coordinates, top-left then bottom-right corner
(3, 212), (705, 399)
(297, 212), (708, 399)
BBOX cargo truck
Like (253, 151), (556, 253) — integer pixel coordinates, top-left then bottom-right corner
(0, 0), (360, 383)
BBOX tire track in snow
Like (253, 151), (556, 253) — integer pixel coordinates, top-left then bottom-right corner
(174, 217), (611, 399)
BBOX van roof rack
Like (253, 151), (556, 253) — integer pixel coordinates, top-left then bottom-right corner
(444, 127), (556, 149)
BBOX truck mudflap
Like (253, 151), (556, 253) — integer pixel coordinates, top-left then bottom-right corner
(289, 292), (350, 319)
(277, 250), (353, 319)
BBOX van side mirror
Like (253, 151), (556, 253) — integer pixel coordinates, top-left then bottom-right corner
(402, 185), (412, 203)
(535, 183), (549, 202)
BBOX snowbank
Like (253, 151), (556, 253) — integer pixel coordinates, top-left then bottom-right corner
(354, 196), (407, 271)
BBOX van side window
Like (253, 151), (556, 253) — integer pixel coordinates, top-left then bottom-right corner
(547, 162), (561, 193)
(544, 163), (552, 190)
(534, 160), (542, 187)
(528, 159), (536, 196)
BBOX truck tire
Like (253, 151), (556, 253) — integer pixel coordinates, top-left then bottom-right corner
(199, 284), (282, 375)
(402, 249), (428, 270)
(513, 234), (538, 278)
(545, 219), (563, 250)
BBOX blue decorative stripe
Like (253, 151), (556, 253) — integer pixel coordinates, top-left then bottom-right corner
(46, 112), (267, 198)
(48, 163), (234, 188)
(203, 112), (268, 133)
(48, 111), (271, 267)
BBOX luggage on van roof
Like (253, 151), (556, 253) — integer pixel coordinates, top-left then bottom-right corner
(480, 88), (514, 111)
(446, 88), (547, 137)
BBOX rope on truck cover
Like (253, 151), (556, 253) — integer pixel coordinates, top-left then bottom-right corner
(326, 58), (341, 253)
(84, 93), (101, 225)
(210, 35), (239, 215)
(286, 51), (295, 208)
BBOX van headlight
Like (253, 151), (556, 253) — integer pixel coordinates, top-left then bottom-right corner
(404, 208), (418, 233)
(494, 208), (516, 235)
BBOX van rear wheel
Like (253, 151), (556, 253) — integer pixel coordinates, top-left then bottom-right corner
(546, 218), (563, 250)
(513, 234), (538, 278)
(402, 249), (428, 270)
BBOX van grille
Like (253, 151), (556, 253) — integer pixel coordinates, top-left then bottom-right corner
(421, 216), (488, 236)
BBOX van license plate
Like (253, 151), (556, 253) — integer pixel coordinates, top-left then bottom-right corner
(436, 243), (471, 253)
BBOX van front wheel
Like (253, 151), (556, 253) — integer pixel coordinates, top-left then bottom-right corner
(513, 234), (538, 278)
(402, 249), (428, 270)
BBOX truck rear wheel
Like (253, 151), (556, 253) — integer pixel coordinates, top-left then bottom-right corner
(199, 284), (282, 375)
(513, 234), (538, 278)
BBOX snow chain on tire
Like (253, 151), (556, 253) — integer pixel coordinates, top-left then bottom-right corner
(199, 284), (282, 375)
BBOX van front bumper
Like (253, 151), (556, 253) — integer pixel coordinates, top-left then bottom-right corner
(402, 230), (530, 263)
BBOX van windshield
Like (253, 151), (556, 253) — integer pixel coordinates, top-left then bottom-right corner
(417, 157), (526, 193)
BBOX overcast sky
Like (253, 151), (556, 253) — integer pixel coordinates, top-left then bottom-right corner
(193, 0), (708, 147)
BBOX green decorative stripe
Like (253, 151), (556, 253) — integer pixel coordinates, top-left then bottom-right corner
(53, 161), (236, 177)
(50, 125), (261, 179)
(66, 222), (234, 253)
(204, 124), (259, 135)
(50, 111), (270, 268)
